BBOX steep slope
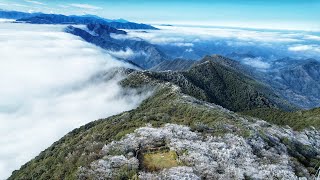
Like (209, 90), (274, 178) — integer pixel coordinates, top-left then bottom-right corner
(65, 24), (168, 69)
(149, 58), (195, 71)
(144, 55), (296, 112)
(267, 59), (320, 109)
(242, 107), (320, 131)
(17, 14), (158, 30)
(184, 56), (279, 111)
(9, 68), (319, 179)
(223, 55), (320, 109)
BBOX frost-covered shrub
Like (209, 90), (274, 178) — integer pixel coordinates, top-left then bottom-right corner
(77, 155), (139, 179)
(77, 123), (320, 179)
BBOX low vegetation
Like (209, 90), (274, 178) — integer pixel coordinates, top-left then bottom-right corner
(9, 85), (249, 179)
(142, 151), (180, 172)
(79, 123), (319, 179)
(242, 107), (320, 131)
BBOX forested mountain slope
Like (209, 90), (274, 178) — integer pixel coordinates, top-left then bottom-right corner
(10, 66), (319, 179)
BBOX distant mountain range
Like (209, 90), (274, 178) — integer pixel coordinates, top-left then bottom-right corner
(0, 10), (158, 30)
(0, 10), (42, 19)
(65, 24), (167, 69)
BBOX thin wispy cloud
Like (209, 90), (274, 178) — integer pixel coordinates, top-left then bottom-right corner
(58, 4), (69, 8)
(12, 3), (29, 8)
(0, 3), (9, 6)
(150, 26), (302, 43)
(107, 48), (139, 59)
(24, 0), (45, 5)
(69, 3), (102, 10)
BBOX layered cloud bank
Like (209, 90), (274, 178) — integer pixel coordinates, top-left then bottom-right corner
(0, 22), (151, 178)
(113, 25), (320, 65)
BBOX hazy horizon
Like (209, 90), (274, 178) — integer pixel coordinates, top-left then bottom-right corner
(0, 0), (319, 31)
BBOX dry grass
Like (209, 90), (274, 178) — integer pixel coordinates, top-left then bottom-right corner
(142, 151), (180, 171)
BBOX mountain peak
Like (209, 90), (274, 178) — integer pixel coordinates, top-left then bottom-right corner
(113, 18), (129, 23)
(87, 23), (127, 36)
(193, 54), (242, 70)
(211, 54), (224, 58)
(182, 55), (297, 112)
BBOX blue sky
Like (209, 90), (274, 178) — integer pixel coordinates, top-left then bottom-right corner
(0, 0), (319, 30)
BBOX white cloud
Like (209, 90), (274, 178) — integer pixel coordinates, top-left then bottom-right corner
(24, 0), (45, 5)
(304, 35), (320, 41)
(185, 48), (193, 52)
(106, 48), (146, 60)
(128, 25), (303, 43)
(288, 44), (320, 53)
(242, 57), (270, 69)
(0, 18), (15, 22)
(112, 31), (186, 45)
(69, 3), (102, 10)
(174, 42), (194, 47)
(117, 25), (320, 59)
(0, 22), (151, 179)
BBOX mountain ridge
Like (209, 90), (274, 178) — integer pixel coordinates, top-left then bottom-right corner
(185, 55), (296, 111)
(0, 10), (43, 19)
(0, 10), (158, 30)
(17, 13), (158, 30)
(9, 66), (320, 179)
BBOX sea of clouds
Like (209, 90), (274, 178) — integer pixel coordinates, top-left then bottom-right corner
(112, 25), (320, 69)
(0, 22), (151, 179)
